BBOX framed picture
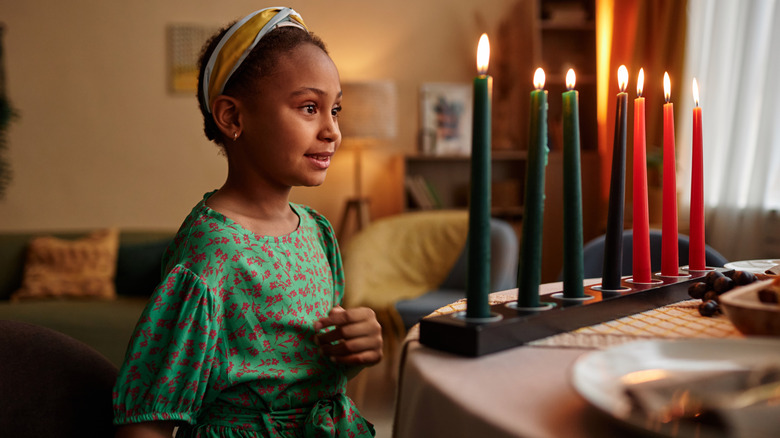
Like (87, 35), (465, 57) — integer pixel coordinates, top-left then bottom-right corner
(419, 83), (473, 156)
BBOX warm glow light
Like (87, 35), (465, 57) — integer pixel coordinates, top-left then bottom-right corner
(533, 67), (546, 90)
(477, 33), (490, 75)
(617, 65), (628, 93)
(566, 69), (576, 91)
(620, 369), (672, 385)
(637, 68), (645, 97)
(664, 72), (671, 103)
(692, 77), (700, 107)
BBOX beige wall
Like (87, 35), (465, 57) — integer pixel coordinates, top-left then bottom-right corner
(0, 0), (515, 232)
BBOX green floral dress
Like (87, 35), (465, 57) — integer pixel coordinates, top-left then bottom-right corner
(113, 193), (375, 437)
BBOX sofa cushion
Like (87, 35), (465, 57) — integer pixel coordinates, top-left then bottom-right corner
(12, 228), (119, 301)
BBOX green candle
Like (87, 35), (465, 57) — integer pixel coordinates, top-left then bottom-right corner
(466, 34), (492, 319)
(562, 69), (585, 298)
(517, 68), (548, 308)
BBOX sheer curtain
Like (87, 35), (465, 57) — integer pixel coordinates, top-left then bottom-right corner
(678, 0), (780, 261)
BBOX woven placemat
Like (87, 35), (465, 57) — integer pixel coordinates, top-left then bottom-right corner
(530, 299), (742, 348)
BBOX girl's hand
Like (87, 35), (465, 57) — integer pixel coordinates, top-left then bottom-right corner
(314, 306), (383, 366)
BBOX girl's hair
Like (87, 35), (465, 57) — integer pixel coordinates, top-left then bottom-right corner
(196, 25), (328, 146)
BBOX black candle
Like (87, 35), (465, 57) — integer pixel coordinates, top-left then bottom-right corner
(602, 65), (628, 290)
(562, 69), (584, 298)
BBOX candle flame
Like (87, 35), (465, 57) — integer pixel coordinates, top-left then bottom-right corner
(637, 68), (644, 97)
(692, 77), (699, 107)
(477, 33), (490, 75)
(617, 65), (628, 92)
(533, 67), (545, 90)
(566, 69), (576, 91)
(664, 72), (671, 103)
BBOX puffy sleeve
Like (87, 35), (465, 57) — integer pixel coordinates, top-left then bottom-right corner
(308, 207), (345, 305)
(113, 265), (226, 425)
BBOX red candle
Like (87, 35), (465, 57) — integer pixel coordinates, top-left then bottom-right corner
(689, 78), (706, 270)
(632, 69), (652, 283)
(661, 72), (679, 276)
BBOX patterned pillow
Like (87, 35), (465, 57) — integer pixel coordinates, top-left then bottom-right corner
(11, 228), (120, 301)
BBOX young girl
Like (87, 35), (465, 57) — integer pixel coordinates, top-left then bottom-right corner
(113, 7), (383, 437)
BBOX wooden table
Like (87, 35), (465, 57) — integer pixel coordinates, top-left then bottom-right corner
(393, 280), (743, 438)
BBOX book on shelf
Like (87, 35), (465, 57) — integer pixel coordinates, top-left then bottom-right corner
(405, 175), (441, 210)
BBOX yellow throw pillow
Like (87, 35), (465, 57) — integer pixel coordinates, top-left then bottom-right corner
(12, 228), (120, 301)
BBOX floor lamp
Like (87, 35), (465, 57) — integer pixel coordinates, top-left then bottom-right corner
(337, 81), (397, 239)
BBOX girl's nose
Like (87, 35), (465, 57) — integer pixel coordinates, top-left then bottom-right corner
(321, 115), (341, 145)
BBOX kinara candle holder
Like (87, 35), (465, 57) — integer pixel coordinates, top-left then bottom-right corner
(419, 266), (721, 357)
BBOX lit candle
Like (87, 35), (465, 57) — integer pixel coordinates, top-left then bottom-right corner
(562, 69), (584, 298)
(632, 68), (652, 283)
(466, 33), (492, 319)
(689, 78), (706, 270)
(661, 72), (679, 276)
(517, 67), (548, 308)
(602, 65), (628, 290)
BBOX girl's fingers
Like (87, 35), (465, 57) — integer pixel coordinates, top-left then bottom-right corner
(315, 306), (367, 331)
(313, 305), (345, 331)
(316, 317), (380, 345)
(319, 331), (382, 356)
(330, 349), (383, 366)
(314, 306), (382, 365)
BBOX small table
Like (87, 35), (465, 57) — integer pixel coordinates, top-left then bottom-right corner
(393, 280), (742, 438)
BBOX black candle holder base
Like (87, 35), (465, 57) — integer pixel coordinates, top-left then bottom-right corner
(625, 277), (664, 286)
(419, 267), (717, 357)
(548, 292), (595, 302)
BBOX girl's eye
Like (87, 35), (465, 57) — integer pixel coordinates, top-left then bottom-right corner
(331, 106), (342, 117)
(303, 104), (317, 114)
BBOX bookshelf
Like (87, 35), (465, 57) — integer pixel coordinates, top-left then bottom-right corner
(539, 0), (598, 152)
(403, 151), (527, 222)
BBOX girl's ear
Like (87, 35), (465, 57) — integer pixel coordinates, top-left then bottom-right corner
(211, 96), (242, 140)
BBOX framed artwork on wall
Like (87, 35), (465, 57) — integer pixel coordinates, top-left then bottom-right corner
(419, 82), (472, 156)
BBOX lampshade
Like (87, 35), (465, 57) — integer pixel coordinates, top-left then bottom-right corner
(338, 81), (398, 140)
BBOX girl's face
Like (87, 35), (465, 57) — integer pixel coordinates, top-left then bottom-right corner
(235, 43), (342, 190)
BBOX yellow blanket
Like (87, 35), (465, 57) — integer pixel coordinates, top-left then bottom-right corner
(341, 210), (469, 311)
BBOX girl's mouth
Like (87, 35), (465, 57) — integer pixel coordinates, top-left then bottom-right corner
(306, 153), (332, 170)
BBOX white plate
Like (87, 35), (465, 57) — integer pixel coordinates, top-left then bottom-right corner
(724, 259), (780, 274)
(570, 338), (780, 431)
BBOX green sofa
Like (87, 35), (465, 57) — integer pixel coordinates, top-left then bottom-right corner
(0, 230), (175, 367)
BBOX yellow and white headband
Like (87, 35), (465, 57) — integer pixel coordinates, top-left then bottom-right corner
(201, 7), (308, 113)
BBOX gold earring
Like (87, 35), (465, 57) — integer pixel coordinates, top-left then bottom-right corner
(233, 132), (238, 141)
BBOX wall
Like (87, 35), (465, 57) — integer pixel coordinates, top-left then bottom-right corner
(0, 0), (516, 232)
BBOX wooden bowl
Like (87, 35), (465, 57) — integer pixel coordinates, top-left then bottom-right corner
(720, 278), (780, 336)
